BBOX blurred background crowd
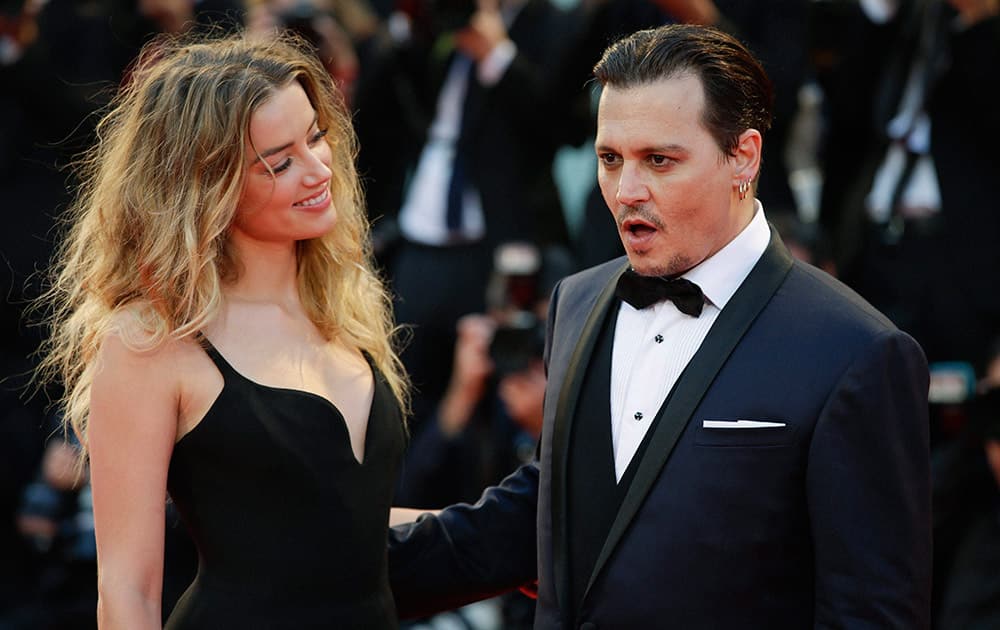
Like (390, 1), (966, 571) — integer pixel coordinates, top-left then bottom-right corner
(1, 0), (998, 627)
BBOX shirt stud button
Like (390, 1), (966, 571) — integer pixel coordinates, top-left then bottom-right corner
(654, 334), (664, 343)
(634, 411), (643, 421)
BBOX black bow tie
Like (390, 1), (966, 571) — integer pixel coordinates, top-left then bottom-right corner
(615, 269), (705, 316)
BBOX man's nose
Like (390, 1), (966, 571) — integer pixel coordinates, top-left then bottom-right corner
(615, 162), (649, 206)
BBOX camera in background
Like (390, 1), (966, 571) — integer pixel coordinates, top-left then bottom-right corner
(486, 242), (545, 378)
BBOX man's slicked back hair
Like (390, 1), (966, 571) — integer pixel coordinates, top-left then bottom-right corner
(593, 24), (773, 157)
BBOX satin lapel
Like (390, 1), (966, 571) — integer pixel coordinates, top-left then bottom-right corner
(551, 259), (629, 619)
(583, 228), (795, 599)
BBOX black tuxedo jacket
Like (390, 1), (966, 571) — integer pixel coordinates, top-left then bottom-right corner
(390, 230), (932, 629)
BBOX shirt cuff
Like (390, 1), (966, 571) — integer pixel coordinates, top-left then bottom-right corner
(477, 39), (517, 86)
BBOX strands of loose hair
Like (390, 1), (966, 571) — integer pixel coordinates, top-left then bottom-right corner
(34, 32), (409, 453)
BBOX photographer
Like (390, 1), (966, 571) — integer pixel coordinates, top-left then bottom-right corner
(393, 243), (568, 630)
(395, 243), (568, 510)
(0, 430), (95, 629)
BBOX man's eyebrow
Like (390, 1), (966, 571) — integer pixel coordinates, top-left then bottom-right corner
(593, 143), (688, 154)
(641, 143), (688, 154)
(251, 113), (320, 164)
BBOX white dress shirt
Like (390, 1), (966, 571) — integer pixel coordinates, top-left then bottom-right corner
(397, 8), (520, 246)
(609, 202), (771, 481)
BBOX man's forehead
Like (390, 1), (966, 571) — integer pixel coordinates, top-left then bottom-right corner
(598, 72), (704, 106)
(596, 75), (707, 139)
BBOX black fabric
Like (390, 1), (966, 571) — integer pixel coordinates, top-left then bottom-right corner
(164, 341), (406, 629)
(565, 299), (689, 619)
(390, 239), (494, 427)
(566, 303), (619, 615)
(565, 300), (665, 617)
(615, 269), (705, 315)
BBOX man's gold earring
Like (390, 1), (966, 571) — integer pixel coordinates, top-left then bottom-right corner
(737, 179), (750, 201)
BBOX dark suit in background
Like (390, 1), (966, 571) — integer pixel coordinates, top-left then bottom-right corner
(355, 0), (583, 423)
(823, 1), (1000, 373)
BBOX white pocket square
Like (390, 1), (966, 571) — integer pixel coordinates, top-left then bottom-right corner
(702, 419), (786, 429)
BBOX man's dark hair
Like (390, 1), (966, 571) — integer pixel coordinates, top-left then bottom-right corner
(593, 25), (773, 158)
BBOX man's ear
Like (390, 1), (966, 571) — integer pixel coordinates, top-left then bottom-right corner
(731, 128), (762, 184)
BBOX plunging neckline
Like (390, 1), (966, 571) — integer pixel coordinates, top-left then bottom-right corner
(190, 338), (376, 466)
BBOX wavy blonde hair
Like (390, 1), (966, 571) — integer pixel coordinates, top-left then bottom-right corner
(36, 33), (408, 452)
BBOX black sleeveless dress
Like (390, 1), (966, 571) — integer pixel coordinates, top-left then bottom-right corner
(164, 341), (406, 629)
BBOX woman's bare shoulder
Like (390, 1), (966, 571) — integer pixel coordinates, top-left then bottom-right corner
(96, 307), (205, 385)
(93, 308), (221, 440)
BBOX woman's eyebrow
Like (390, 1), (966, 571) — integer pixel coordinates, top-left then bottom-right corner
(251, 114), (319, 164)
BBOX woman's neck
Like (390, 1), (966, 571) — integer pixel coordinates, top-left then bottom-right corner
(225, 237), (302, 310)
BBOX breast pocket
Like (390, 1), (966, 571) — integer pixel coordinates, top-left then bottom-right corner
(694, 418), (797, 448)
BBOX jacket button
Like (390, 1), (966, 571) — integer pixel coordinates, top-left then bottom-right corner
(579, 623), (598, 630)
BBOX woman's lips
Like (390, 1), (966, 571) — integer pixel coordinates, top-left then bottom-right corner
(294, 188), (330, 209)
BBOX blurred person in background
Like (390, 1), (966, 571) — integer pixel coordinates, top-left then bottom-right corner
(806, 5), (999, 624)
(34, 33), (409, 628)
(396, 243), (570, 629)
(353, 0), (586, 428)
(931, 339), (1000, 627)
(247, 0), (382, 105)
(819, 0), (1000, 376)
(396, 243), (570, 508)
(3, 433), (96, 629)
(0, 0), (140, 617)
(2, 1), (243, 624)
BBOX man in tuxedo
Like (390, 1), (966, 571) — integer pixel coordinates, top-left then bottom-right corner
(389, 24), (931, 629)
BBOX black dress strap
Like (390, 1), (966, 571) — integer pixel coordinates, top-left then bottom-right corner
(195, 333), (237, 379)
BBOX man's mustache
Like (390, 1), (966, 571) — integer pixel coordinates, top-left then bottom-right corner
(615, 205), (665, 230)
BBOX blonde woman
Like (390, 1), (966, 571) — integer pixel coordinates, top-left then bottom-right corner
(36, 34), (408, 629)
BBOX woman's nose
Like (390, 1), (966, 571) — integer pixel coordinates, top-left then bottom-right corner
(302, 149), (332, 187)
